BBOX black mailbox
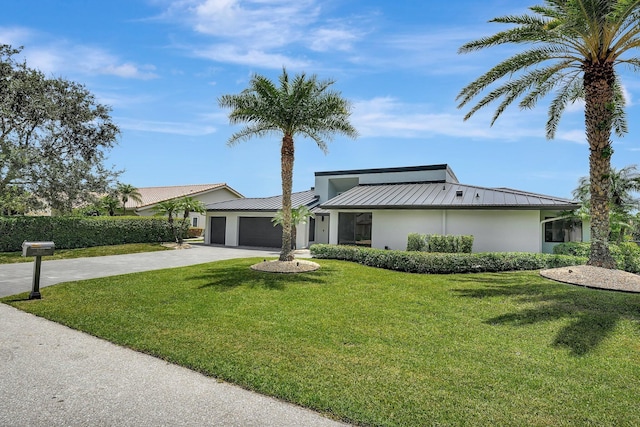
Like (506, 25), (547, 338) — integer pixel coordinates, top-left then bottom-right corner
(22, 241), (55, 257)
(21, 241), (55, 299)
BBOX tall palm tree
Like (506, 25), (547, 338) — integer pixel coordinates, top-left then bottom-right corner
(572, 164), (640, 241)
(219, 68), (357, 261)
(116, 183), (142, 215)
(457, 0), (640, 268)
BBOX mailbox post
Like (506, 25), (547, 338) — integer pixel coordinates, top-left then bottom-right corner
(21, 241), (55, 299)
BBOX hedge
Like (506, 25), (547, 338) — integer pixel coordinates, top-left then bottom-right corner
(310, 244), (586, 274)
(553, 241), (640, 274)
(0, 216), (179, 252)
(407, 233), (474, 253)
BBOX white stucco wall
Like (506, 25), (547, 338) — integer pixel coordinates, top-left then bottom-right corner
(332, 209), (542, 253)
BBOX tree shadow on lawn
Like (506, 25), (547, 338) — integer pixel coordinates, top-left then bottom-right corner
(187, 263), (334, 291)
(453, 274), (640, 356)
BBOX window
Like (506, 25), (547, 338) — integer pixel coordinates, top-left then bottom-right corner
(545, 218), (581, 243)
(338, 212), (372, 246)
(192, 217), (198, 227)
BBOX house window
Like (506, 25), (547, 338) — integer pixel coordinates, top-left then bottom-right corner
(338, 212), (372, 246)
(192, 217), (198, 227)
(545, 218), (581, 243)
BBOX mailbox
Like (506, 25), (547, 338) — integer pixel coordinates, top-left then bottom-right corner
(21, 241), (55, 299)
(22, 241), (55, 257)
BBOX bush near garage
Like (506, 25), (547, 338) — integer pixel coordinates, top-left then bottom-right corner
(554, 241), (640, 274)
(0, 216), (178, 252)
(310, 244), (585, 274)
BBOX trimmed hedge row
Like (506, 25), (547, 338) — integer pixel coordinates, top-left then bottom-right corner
(0, 216), (178, 252)
(407, 233), (474, 253)
(553, 242), (640, 274)
(310, 244), (586, 274)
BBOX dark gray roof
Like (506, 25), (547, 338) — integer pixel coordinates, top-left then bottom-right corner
(320, 183), (579, 210)
(207, 189), (318, 212)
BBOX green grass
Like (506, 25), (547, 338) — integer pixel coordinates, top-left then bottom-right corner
(3, 259), (640, 426)
(0, 243), (171, 264)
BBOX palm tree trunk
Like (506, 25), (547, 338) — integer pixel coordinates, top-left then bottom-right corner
(584, 61), (615, 269)
(280, 134), (295, 261)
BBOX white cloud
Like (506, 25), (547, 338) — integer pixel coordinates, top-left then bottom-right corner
(0, 26), (34, 46)
(194, 44), (311, 69)
(161, 0), (363, 68)
(117, 117), (217, 136)
(0, 26), (158, 80)
(351, 97), (547, 141)
(556, 129), (586, 144)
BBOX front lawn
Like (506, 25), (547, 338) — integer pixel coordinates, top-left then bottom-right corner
(0, 243), (171, 264)
(3, 259), (639, 426)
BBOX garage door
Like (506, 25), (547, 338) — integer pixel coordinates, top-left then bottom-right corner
(238, 217), (282, 248)
(209, 217), (226, 245)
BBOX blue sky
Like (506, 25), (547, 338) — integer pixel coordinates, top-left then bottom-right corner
(2, 0), (639, 199)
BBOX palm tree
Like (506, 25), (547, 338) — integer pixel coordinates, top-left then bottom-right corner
(153, 199), (179, 224)
(572, 164), (640, 241)
(100, 195), (120, 217)
(116, 183), (142, 215)
(456, 0), (640, 269)
(177, 196), (206, 221)
(271, 205), (314, 250)
(219, 68), (357, 261)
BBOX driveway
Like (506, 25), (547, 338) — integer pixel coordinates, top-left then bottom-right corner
(0, 245), (345, 427)
(0, 244), (283, 298)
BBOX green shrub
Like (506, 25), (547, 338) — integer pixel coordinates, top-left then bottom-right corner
(407, 233), (427, 251)
(0, 216), (179, 252)
(406, 233), (474, 253)
(310, 244), (585, 274)
(553, 241), (640, 273)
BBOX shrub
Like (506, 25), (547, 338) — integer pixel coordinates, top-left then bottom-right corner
(553, 241), (640, 273)
(406, 233), (474, 253)
(310, 244), (585, 274)
(407, 233), (427, 251)
(187, 227), (204, 238)
(0, 216), (180, 252)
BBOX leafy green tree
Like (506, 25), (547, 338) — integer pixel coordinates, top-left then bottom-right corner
(271, 205), (314, 250)
(0, 44), (120, 214)
(219, 68), (357, 261)
(456, 1), (640, 269)
(116, 183), (142, 215)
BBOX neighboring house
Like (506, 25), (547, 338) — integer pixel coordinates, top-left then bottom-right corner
(128, 184), (243, 229)
(204, 164), (587, 253)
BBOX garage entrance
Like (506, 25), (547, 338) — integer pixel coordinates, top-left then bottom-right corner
(238, 217), (282, 248)
(209, 217), (226, 245)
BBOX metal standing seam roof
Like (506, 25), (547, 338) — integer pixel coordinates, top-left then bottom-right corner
(206, 189), (319, 212)
(320, 183), (579, 210)
(126, 184), (240, 209)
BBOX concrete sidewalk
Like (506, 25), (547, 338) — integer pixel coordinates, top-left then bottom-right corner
(0, 246), (345, 427)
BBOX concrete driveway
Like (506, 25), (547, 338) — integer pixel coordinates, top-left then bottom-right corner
(0, 244), (283, 298)
(0, 245), (344, 427)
